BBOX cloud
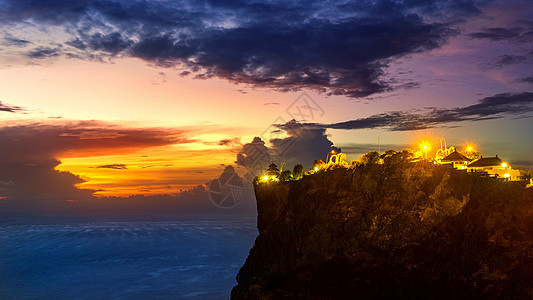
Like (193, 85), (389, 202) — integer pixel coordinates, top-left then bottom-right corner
(469, 25), (533, 43)
(3, 36), (31, 46)
(235, 136), (271, 179)
(236, 120), (340, 176)
(0, 121), (193, 203)
(218, 137), (241, 147)
(95, 164), (128, 170)
(306, 92), (533, 131)
(492, 52), (533, 68)
(0, 0), (481, 97)
(271, 120), (340, 168)
(0, 101), (25, 113)
(67, 32), (132, 55)
(26, 46), (61, 59)
(516, 75), (533, 83)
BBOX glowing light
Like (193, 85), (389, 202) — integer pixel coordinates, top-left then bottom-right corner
(314, 167), (318, 172)
(263, 175), (269, 181)
(462, 142), (477, 158)
(331, 150), (336, 154)
(419, 140), (432, 152)
(418, 140), (432, 159)
(502, 163), (508, 168)
(504, 173), (510, 178)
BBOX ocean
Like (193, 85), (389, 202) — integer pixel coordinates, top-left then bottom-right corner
(0, 215), (258, 299)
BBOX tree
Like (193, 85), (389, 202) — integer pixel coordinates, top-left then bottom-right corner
(280, 170), (293, 181)
(384, 150), (397, 157)
(359, 151), (381, 165)
(293, 164), (305, 180)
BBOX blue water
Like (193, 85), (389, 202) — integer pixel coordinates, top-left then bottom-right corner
(0, 216), (258, 299)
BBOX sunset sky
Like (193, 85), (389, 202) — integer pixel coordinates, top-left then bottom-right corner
(0, 0), (532, 207)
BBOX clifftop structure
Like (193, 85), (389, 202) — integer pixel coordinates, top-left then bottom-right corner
(438, 150), (472, 170)
(468, 155), (521, 180)
(257, 138), (526, 184)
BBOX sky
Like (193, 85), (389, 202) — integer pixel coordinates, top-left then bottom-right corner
(0, 0), (532, 213)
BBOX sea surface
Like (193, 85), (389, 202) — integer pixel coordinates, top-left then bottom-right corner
(0, 215), (258, 299)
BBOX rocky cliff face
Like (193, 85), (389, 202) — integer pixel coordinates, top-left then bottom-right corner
(231, 158), (533, 299)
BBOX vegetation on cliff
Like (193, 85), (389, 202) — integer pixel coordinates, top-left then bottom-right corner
(232, 151), (533, 299)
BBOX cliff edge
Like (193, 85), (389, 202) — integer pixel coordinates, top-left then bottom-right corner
(231, 155), (533, 299)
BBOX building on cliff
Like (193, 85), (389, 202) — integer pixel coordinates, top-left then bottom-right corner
(467, 155), (520, 181)
(437, 150), (472, 170)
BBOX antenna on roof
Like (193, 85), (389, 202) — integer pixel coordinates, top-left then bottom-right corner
(378, 136), (380, 153)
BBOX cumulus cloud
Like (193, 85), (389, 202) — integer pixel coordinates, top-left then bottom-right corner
(271, 120), (340, 168)
(306, 92), (533, 131)
(0, 0), (482, 97)
(236, 120), (340, 176)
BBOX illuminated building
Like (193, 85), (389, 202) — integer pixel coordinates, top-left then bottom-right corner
(437, 150), (472, 170)
(467, 155), (520, 181)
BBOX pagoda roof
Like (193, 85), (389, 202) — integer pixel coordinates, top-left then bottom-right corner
(441, 150), (471, 162)
(468, 156), (504, 168)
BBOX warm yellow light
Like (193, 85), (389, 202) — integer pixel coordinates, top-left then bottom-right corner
(502, 163), (508, 168)
(419, 141), (431, 152)
(263, 175), (269, 181)
(331, 150), (335, 154)
(314, 167), (318, 172)
(504, 173), (510, 178)
(464, 143), (476, 153)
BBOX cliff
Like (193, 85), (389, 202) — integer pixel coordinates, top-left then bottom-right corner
(231, 155), (533, 299)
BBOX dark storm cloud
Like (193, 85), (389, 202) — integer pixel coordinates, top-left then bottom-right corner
(307, 92), (533, 131)
(0, 0), (482, 97)
(0, 101), (24, 113)
(0, 121), (193, 202)
(95, 164), (128, 170)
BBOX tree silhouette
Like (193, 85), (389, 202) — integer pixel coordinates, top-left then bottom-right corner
(293, 164), (305, 180)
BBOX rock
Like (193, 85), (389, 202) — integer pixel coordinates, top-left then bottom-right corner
(232, 157), (533, 299)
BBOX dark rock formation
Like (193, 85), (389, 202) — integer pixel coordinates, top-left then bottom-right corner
(231, 156), (533, 299)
